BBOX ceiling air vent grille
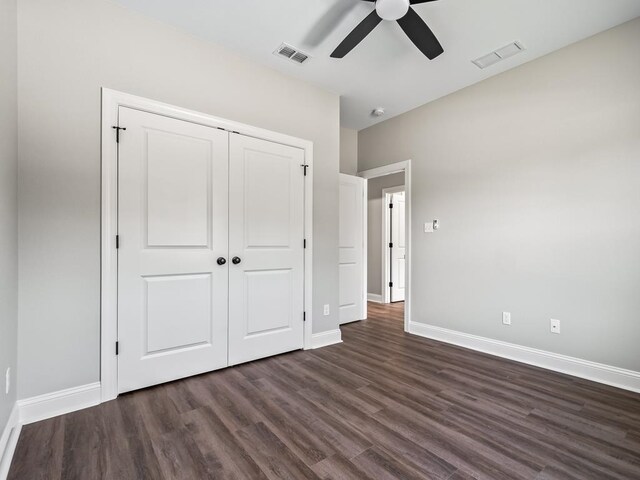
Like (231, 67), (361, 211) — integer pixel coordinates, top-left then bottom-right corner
(472, 41), (525, 69)
(291, 52), (309, 64)
(274, 43), (311, 65)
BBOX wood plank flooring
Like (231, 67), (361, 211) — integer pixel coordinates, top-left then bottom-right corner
(9, 301), (640, 479)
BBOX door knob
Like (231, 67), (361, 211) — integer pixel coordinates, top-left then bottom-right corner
(232, 256), (242, 265)
(217, 257), (227, 266)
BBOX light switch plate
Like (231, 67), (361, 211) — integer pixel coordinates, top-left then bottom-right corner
(424, 222), (434, 233)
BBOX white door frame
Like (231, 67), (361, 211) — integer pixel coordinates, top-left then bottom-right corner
(358, 160), (412, 331)
(101, 88), (314, 402)
(382, 186), (405, 304)
(362, 181), (368, 320)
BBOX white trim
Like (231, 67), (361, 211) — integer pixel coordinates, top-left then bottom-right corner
(17, 383), (102, 426)
(367, 293), (383, 303)
(382, 186), (405, 304)
(101, 88), (314, 401)
(358, 160), (412, 332)
(310, 329), (343, 349)
(408, 322), (640, 393)
(358, 161), (408, 180)
(362, 180), (368, 320)
(303, 143), (314, 351)
(0, 404), (20, 480)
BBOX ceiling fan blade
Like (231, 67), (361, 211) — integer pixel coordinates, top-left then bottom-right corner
(331, 10), (383, 58)
(396, 7), (444, 59)
(410, 0), (439, 4)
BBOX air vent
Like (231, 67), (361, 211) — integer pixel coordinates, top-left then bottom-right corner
(274, 43), (311, 65)
(472, 41), (525, 69)
(290, 52), (309, 64)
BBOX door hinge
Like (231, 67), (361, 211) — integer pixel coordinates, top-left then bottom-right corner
(300, 164), (309, 176)
(389, 203), (393, 209)
(115, 235), (120, 249)
(389, 282), (393, 288)
(112, 126), (127, 143)
(115, 341), (119, 355)
(303, 239), (306, 249)
(389, 242), (393, 248)
(303, 311), (306, 322)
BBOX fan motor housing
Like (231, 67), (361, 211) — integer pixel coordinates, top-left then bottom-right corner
(376, 0), (410, 21)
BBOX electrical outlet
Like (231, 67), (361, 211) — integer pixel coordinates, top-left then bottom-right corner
(502, 312), (511, 325)
(550, 318), (561, 334)
(5, 367), (10, 395)
(323, 304), (330, 316)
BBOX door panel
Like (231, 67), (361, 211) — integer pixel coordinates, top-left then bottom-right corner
(339, 174), (366, 324)
(146, 132), (211, 247)
(144, 273), (212, 353)
(391, 191), (406, 302)
(228, 134), (305, 365)
(245, 269), (293, 335)
(244, 154), (292, 248)
(118, 107), (229, 393)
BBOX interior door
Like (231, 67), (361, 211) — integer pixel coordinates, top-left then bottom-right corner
(228, 134), (305, 365)
(117, 107), (229, 393)
(391, 191), (406, 302)
(339, 174), (366, 324)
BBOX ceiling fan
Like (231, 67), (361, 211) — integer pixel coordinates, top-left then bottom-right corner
(331, 0), (444, 60)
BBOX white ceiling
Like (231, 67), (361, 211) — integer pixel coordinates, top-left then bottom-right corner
(112, 0), (640, 130)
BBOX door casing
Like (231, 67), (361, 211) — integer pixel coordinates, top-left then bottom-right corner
(358, 160), (412, 332)
(101, 88), (314, 402)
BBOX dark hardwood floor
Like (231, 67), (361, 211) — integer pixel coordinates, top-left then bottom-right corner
(9, 301), (640, 479)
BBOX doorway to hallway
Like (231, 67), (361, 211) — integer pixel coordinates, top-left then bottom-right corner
(367, 300), (405, 325)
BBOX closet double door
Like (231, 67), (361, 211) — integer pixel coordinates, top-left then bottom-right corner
(117, 107), (305, 394)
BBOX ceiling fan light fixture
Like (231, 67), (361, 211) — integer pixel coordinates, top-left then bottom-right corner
(330, 0), (443, 60)
(376, 0), (410, 21)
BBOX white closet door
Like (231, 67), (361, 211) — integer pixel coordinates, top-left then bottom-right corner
(117, 107), (229, 393)
(339, 174), (366, 324)
(228, 134), (305, 365)
(391, 191), (406, 302)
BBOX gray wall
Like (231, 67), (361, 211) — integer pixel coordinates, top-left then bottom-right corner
(340, 127), (358, 175)
(359, 19), (640, 371)
(18, 0), (340, 399)
(367, 173), (404, 296)
(0, 0), (18, 431)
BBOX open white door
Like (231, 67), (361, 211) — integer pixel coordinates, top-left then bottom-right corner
(390, 191), (406, 302)
(228, 134), (305, 365)
(339, 174), (366, 324)
(117, 107), (229, 393)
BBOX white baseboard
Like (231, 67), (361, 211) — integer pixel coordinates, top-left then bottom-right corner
(18, 382), (102, 425)
(367, 293), (383, 303)
(408, 322), (640, 394)
(0, 403), (21, 480)
(310, 329), (343, 349)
